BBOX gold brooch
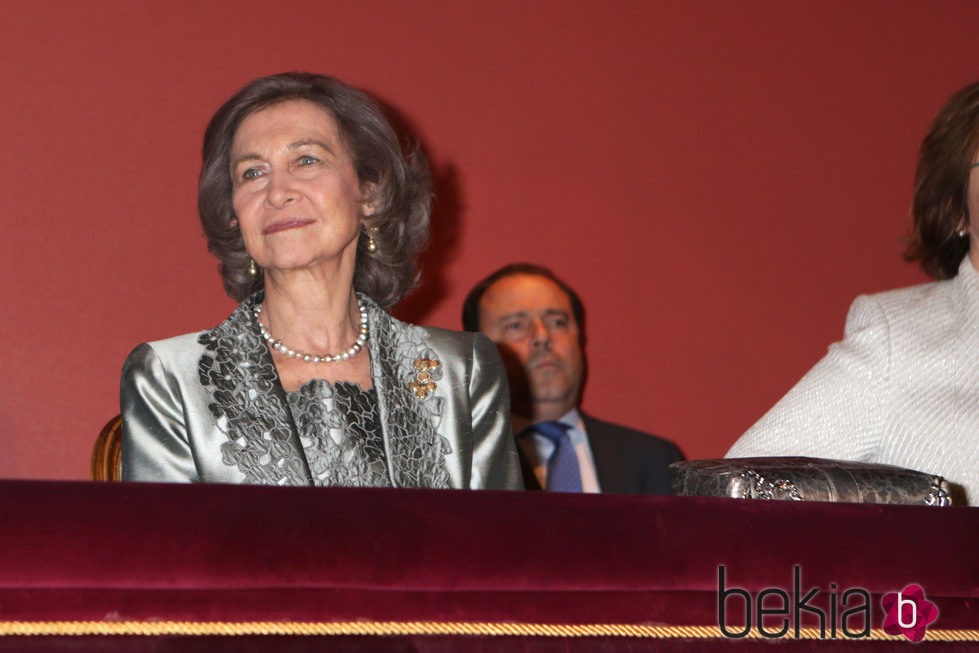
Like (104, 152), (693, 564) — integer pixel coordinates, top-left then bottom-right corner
(409, 358), (440, 398)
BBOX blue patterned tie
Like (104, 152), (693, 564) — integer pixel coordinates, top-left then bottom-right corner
(532, 421), (582, 493)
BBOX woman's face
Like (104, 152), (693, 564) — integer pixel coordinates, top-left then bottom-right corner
(230, 99), (366, 278)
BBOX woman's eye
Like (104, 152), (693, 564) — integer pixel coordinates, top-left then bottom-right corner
(241, 168), (262, 180)
(298, 155), (319, 166)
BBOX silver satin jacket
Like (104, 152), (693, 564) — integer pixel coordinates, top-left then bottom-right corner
(121, 294), (522, 490)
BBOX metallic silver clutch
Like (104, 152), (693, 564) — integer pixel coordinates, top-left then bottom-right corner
(670, 457), (953, 506)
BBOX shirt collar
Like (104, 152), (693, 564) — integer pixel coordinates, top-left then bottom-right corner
(953, 255), (979, 317)
(512, 407), (582, 435)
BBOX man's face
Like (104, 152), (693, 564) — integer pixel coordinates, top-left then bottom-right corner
(478, 274), (584, 418)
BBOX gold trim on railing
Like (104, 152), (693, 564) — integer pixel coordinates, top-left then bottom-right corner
(0, 621), (977, 641)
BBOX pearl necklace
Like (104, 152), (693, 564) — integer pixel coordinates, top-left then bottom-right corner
(253, 302), (368, 363)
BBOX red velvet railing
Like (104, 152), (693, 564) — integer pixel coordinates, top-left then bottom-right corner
(0, 481), (975, 651)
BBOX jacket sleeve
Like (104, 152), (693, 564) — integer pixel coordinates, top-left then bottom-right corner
(726, 294), (891, 461)
(467, 333), (524, 490)
(120, 343), (199, 482)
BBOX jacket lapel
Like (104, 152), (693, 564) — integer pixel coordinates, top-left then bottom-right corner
(197, 296), (313, 485)
(365, 298), (451, 489)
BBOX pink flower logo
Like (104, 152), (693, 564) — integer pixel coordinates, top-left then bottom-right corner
(881, 584), (939, 642)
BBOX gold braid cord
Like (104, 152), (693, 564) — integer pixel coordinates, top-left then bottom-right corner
(0, 622), (977, 641)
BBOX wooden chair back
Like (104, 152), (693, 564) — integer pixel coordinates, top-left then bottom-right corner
(91, 414), (122, 481)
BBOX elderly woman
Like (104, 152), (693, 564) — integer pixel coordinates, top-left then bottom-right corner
(121, 72), (521, 489)
(728, 82), (979, 504)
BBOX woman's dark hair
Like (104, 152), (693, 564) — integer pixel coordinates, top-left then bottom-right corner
(905, 82), (979, 279)
(199, 72), (431, 307)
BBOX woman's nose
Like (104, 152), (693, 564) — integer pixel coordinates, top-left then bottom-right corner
(265, 174), (298, 209)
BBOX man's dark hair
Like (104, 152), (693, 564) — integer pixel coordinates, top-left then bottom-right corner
(461, 263), (585, 335)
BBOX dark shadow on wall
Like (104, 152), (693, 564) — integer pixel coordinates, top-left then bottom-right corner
(369, 91), (465, 326)
(394, 161), (464, 325)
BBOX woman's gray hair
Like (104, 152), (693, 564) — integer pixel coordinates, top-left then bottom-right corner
(198, 72), (431, 307)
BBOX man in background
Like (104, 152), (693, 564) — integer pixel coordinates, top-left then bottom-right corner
(463, 263), (683, 494)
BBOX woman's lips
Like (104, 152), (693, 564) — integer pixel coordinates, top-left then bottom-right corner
(263, 218), (314, 235)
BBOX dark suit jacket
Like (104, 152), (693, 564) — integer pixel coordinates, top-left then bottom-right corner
(519, 413), (683, 495)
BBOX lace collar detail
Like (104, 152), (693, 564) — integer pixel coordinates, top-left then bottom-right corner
(196, 293), (450, 487)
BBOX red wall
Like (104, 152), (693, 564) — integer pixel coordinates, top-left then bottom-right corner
(1, 1), (976, 479)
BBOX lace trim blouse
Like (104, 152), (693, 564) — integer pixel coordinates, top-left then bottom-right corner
(286, 380), (392, 487)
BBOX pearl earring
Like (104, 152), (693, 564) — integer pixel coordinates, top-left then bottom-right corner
(366, 228), (378, 253)
(249, 259), (259, 276)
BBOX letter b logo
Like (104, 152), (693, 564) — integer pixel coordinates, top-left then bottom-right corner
(896, 592), (917, 629)
(882, 584), (938, 642)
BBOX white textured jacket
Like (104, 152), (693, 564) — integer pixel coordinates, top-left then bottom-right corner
(728, 257), (979, 505)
